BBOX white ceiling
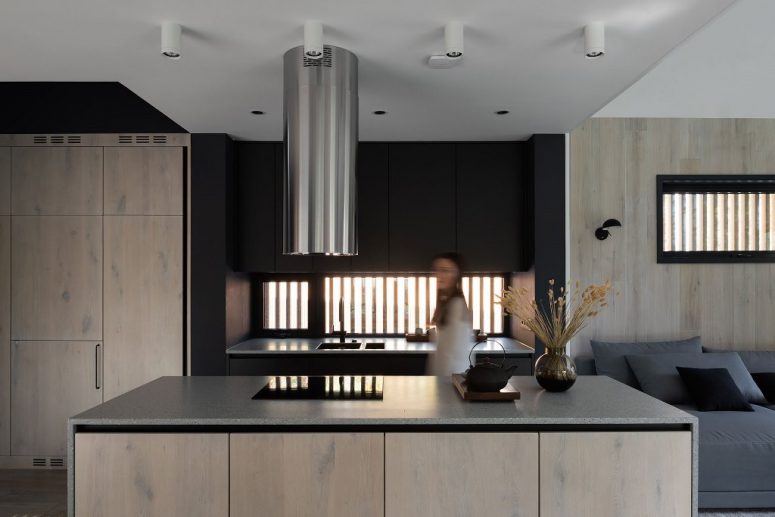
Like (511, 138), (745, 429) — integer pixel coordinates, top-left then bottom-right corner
(1, 0), (735, 141)
(597, 0), (775, 118)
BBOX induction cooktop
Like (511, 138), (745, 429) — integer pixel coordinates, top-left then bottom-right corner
(252, 375), (384, 400)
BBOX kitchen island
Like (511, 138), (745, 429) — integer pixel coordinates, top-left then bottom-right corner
(227, 336), (535, 375)
(68, 375), (697, 516)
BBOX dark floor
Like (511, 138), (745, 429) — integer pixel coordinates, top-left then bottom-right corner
(0, 470), (66, 517)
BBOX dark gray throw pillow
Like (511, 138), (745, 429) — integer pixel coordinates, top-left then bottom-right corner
(676, 367), (754, 412)
(752, 373), (775, 403)
(590, 337), (702, 388)
(625, 352), (767, 404)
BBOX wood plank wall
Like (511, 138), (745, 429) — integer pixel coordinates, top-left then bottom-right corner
(570, 118), (775, 355)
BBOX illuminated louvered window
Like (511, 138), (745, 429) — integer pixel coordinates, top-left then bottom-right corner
(263, 281), (310, 329)
(324, 276), (506, 335)
(657, 175), (775, 263)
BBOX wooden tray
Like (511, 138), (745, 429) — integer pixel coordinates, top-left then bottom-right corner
(452, 374), (520, 401)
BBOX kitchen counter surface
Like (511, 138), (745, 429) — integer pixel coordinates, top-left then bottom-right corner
(70, 375), (695, 429)
(226, 336), (533, 356)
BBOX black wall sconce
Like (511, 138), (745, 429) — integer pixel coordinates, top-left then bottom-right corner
(595, 219), (622, 240)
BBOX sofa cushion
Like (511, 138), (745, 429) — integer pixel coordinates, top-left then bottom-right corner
(590, 337), (702, 388)
(625, 352), (767, 404)
(704, 348), (775, 374)
(676, 367), (754, 412)
(677, 404), (775, 492)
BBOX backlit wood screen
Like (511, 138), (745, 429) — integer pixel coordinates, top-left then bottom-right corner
(657, 175), (775, 263)
(324, 276), (505, 335)
(263, 281), (309, 329)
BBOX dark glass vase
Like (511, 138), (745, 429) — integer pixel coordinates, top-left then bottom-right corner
(535, 348), (577, 392)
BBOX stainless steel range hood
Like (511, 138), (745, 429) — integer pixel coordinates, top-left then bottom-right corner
(283, 45), (358, 255)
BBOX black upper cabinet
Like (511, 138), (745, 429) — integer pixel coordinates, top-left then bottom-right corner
(351, 143), (389, 271)
(235, 143), (275, 272)
(457, 143), (526, 272)
(274, 144), (314, 272)
(388, 143), (456, 271)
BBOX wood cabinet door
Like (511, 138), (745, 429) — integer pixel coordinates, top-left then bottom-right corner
(0, 217), (8, 454)
(457, 143), (526, 272)
(540, 431), (692, 517)
(230, 433), (384, 517)
(0, 147), (9, 215)
(388, 143), (456, 271)
(104, 216), (183, 400)
(75, 433), (228, 517)
(351, 143), (389, 272)
(11, 147), (102, 215)
(104, 146), (184, 215)
(11, 341), (102, 456)
(385, 432), (539, 517)
(12, 216), (102, 340)
(235, 143), (276, 272)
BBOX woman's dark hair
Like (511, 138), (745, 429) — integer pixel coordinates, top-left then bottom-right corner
(431, 252), (466, 327)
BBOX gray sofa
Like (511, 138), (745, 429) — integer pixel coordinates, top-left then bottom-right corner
(576, 349), (775, 510)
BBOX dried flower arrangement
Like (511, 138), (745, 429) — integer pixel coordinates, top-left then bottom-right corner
(497, 279), (614, 351)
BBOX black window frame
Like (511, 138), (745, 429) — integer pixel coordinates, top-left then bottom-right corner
(657, 174), (775, 264)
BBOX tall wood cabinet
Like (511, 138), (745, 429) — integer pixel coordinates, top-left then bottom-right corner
(0, 135), (187, 466)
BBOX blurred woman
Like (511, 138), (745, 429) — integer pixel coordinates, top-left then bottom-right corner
(426, 252), (473, 376)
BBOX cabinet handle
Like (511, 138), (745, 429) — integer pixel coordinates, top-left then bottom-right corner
(95, 343), (101, 390)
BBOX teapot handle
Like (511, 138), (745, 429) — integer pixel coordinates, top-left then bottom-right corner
(468, 339), (506, 369)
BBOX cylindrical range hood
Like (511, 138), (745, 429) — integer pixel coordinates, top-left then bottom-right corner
(283, 45), (358, 255)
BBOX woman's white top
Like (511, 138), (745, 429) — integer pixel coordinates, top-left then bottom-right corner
(427, 297), (473, 376)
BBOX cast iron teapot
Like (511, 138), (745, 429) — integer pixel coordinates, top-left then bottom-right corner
(464, 340), (516, 392)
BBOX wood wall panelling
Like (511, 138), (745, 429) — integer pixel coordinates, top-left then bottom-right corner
(385, 432), (539, 517)
(104, 216), (183, 400)
(11, 341), (102, 456)
(0, 218), (8, 454)
(570, 118), (775, 354)
(230, 433), (384, 517)
(539, 431), (691, 517)
(104, 146), (184, 215)
(75, 433), (228, 516)
(11, 147), (103, 215)
(11, 216), (102, 341)
(0, 148), (9, 215)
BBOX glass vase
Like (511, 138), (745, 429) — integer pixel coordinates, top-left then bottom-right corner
(535, 347), (577, 392)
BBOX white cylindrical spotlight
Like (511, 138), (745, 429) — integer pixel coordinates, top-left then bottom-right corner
(161, 21), (182, 59)
(445, 21), (464, 59)
(304, 21), (324, 59)
(584, 21), (605, 59)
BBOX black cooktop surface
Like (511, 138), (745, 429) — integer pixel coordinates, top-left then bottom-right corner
(253, 375), (384, 400)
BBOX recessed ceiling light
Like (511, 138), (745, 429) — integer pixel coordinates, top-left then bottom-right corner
(584, 22), (605, 59)
(373, 110), (387, 115)
(161, 22), (182, 60)
(495, 110), (510, 115)
(250, 110), (265, 115)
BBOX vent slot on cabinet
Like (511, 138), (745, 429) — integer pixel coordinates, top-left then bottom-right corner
(33, 136), (47, 144)
(135, 135), (150, 144)
(49, 136), (64, 144)
(32, 458), (46, 467)
(303, 46), (333, 68)
(49, 458), (64, 467)
(118, 135), (133, 144)
(67, 135), (81, 144)
(152, 135), (167, 144)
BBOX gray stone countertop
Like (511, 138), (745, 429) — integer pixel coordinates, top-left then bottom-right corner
(226, 336), (534, 356)
(69, 376), (696, 429)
